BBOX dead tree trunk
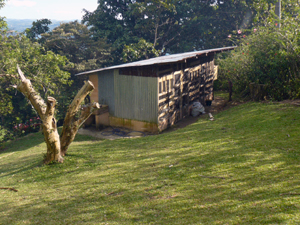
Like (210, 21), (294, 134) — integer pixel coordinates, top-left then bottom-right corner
(60, 81), (100, 156)
(17, 66), (63, 163)
(43, 97), (64, 163)
(16, 66), (100, 164)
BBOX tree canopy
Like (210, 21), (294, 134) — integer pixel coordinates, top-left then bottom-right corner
(0, 33), (71, 132)
(25, 19), (52, 42)
(82, 0), (279, 63)
(217, 0), (300, 100)
(41, 21), (112, 73)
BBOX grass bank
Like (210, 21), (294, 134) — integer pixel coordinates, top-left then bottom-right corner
(0, 101), (300, 224)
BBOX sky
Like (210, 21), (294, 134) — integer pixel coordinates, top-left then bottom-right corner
(0, 0), (99, 21)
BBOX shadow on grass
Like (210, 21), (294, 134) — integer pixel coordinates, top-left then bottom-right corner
(1, 102), (300, 224)
(1, 127), (98, 156)
(1, 132), (44, 154)
(1, 143), (298, 225)
(0, 130), (96, 179)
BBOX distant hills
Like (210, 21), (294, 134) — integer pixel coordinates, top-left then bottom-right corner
(4, 18), (72, 33)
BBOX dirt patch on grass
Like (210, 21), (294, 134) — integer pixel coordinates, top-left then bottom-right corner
(259, 99), (300, 109)
(78, 126), (150, 140)
(164, 96), (243, 131)
(78, 96), (244, 138)
(278, 99), (300, 106)
(170, 97), (300, 131)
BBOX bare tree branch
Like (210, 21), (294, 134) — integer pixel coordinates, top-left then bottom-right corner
(16, 67), (62, 164)
(15, 66), (99, 164)
(77, 102), (101, 127)
(17, 67), (47, 119)
(17, 65), (26, 81)
(60, 80), (100, 156)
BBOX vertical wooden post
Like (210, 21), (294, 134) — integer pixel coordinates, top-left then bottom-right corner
(203, 61), (208, 105)
(180, 63), (184, 119)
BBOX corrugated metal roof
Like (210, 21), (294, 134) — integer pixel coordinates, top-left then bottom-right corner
(77, 46), (236, 76)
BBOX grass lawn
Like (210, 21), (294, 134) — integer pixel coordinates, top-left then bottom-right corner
(0, 101), (300, 224)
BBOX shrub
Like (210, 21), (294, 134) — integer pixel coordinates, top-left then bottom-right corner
(13, 117), (41, 136)
(0, 125), (14, 150)
(217, 4), (300, 100)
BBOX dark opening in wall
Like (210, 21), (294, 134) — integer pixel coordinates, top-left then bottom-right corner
(159, 82), (162, 94)
(167, 80), (170, 92)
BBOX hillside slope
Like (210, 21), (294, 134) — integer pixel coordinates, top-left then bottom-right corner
(4, 18), (70, 33)
(0, 101), (299, 224)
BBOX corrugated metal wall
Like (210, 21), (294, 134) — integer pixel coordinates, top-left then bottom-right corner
(97, 70), (115, 115)
(114, 72), (158, 123)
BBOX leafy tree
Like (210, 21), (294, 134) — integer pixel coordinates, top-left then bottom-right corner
(128, 0), (181, 52)
(217, 0), (300, 100)
(40, 21), (112, 121)
(25, 19), (52, 42)
(83, 0), (282, 63)
(82, 0), (137, 64)
(83, 0), (197, 61)
(41, 21), (112, 72)
(122, 38), (160, 62)
(0, 34), (71, 131)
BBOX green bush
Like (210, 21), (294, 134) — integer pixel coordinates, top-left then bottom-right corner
(217, 4), (300, 100)
(0, 125), (14, 149)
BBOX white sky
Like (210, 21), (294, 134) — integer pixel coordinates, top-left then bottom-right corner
(0, 0), (99, 21)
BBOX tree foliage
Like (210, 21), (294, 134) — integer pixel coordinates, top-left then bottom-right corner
(25, 19), (52, 42)
(41, 21), (112, 72)
(83, 0), (278, 63)
(217, 0), (300, 100)
(122, 38), (160, 62)
(40, 21), (112, 121)
(0, 34), (71, 131)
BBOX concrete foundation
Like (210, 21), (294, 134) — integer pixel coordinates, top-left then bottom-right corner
(109, 116), (159, 133)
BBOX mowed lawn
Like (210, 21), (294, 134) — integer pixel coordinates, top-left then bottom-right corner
(0, 101), (300, 224)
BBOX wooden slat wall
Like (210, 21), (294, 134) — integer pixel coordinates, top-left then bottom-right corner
(158, 68), (178, 131)
(204, 55), (215, 102)
(157, 55), (215, 131)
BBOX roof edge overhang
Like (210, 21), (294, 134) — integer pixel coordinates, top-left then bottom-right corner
(76, 46), (236, 76)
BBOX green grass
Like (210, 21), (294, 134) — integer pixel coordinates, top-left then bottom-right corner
(1, 102), (300, 224)
(214, 90), (230, 99)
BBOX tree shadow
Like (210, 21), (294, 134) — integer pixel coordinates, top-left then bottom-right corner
(1, 102), (299, 224)
(0, 132), (44, 155)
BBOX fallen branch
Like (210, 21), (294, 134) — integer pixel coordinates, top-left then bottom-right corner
(0, 187), (18, 192)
